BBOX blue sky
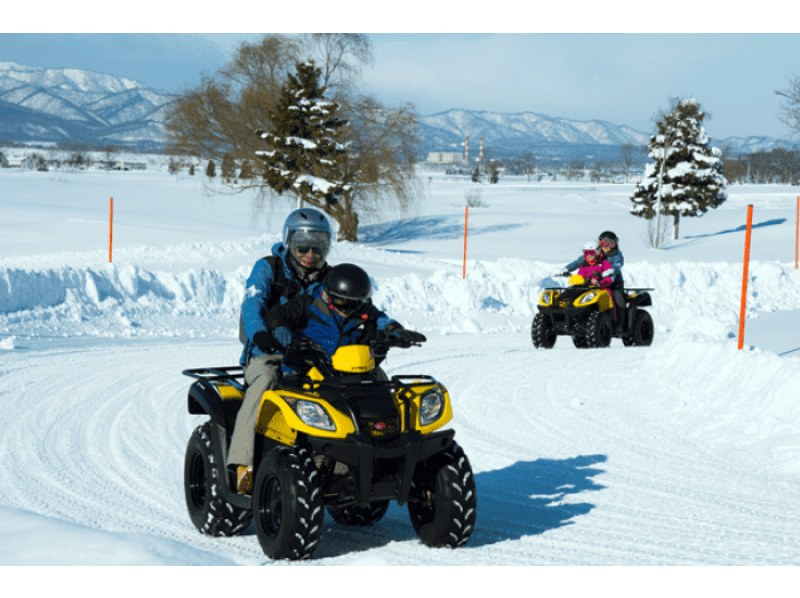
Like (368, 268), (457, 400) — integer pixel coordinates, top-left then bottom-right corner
(3, 4), (798, 139)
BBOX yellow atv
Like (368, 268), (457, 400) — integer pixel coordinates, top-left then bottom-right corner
(532, 274), (654, 349)
(182, 334), (476, 560)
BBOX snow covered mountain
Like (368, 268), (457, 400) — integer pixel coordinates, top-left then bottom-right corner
(0, 62), (176, 149)
(0, 61), (795, 160)
(416, 108), (652, 161)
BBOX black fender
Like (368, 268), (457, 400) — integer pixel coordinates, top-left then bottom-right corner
(627, 290), (652, 308)
(187, 381), (229, 428)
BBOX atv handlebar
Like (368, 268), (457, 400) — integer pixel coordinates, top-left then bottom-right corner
(283, 330), (424, 375)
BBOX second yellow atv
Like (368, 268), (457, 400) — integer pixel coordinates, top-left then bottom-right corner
(182, 333), (477, 560)
(532, 274), (654, 349)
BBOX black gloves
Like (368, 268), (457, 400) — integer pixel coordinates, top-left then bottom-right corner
(290, 335), (320, 353)
(388, 327), (427, 346)
(253, 331), (284, 354)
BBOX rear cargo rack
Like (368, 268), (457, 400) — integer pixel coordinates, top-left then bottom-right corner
(182, 366), (245, 390)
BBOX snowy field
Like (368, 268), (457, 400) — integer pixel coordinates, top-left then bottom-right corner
(1, 165), (799, 590)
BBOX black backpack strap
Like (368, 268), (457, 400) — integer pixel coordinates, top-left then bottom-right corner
(240, 255), (326, 345)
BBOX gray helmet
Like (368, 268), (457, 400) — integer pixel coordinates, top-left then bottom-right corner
(282, 208), (332, 261)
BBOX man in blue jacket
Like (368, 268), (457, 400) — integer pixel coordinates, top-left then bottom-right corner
(227, 207), (332, 493)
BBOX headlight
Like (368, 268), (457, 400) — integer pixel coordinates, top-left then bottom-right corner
(419, 388), (445, 426)
(290, 399), (336, 431)
(576, 292), (597, 305)
(540, 290), (553, 306)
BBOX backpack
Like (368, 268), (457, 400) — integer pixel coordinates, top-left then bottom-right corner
(238, 255), (322, 343)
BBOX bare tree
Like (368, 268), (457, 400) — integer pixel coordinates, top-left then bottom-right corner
(620, 143), (636, 182)
(304, 33), (372, 93)
(776, 74), (800, 135)
(165, 33), (419, 241)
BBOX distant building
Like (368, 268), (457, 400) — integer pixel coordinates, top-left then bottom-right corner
(100, 160), (147, 171)
(425, 152), (464, 165)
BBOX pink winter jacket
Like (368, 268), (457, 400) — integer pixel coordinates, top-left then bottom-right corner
(577, 258), (614, 288)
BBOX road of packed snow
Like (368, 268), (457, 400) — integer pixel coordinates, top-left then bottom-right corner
(1, 168), (799, 578)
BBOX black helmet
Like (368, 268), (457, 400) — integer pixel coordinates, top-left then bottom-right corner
(324, 263), (372, 314)
(598, 230), (618, 243)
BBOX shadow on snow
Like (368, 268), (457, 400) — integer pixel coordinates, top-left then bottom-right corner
(466, 453), (607, 547)
(309, 453), (607, 559)
(681, 218), (786, 241)
(359, 216), (526, 246)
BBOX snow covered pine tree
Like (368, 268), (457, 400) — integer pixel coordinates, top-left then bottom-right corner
(630, 98), (728, 246)
(256, 59), (353, 236)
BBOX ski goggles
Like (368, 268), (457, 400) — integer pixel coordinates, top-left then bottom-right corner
(293, 245), (325, 256)
(599, 237), (616, 247)
(289, 231), (330, 258)
(328, 294), (366, 314)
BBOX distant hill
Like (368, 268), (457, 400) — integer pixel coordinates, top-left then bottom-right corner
(416, 109), (652, 164)
(416, 109), (799, 165)
(0, 62), (175, 150)
(1, 62), (796, 160)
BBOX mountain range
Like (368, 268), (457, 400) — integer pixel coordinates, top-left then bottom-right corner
(0, 61), (795, 161)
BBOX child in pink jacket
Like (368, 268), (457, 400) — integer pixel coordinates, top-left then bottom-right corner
(577, 242), (614, 288)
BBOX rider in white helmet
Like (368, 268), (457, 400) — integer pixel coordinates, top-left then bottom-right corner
(228, 207), (333, 493)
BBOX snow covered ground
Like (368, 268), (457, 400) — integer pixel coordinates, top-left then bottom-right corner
(1, 165), (799, 589)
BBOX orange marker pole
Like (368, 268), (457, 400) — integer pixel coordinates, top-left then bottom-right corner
(462, 206), (469, 279)
(737, 204), (753, 350)
(108, 197), (114, 263)
(795, 196), (799, 270)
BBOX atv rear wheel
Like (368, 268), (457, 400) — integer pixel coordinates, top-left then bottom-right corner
(572, 333), (589, 349)
(253, 446), (323, 560)
(327, 500), (390, 526)
(585, 311), (612, 348)
(184, 422), (251, 536)
(408, 441), (476, 548)
(626, 310), (654, 346)
(531, 313), (557, 348)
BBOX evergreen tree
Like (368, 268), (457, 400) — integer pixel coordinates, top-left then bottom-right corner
(238, 159), (253, 180)
(205, 159), (216, 178)
(471, 163), (481, 183)
(487, 160), (500, 184)
(256, 59), (354, 236)
(221, 153), (236, 182)
(631, 98), (727, 246)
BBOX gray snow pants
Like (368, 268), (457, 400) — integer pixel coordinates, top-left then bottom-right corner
(226, 354), (282, 468)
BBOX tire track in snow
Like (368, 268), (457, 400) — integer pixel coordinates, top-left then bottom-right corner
(2, 334), (800, 564)
(0, 340), (271, 563)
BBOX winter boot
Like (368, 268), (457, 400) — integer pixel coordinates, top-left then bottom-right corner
(236, 465), (253, 494)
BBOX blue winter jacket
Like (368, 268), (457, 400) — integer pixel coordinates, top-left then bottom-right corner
(239, 242), (327, 366)
(266, 287), (397, 373)
(565, 247), (625, 288)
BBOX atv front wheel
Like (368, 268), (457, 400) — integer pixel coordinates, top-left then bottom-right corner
(531, 313), (557, 348)
(585, 311), (613, 348)
(327, 500), (390, 526)
(184, 422), (251, 536)
(408, 442), (476, 548)
(253, 446), (323, 560)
